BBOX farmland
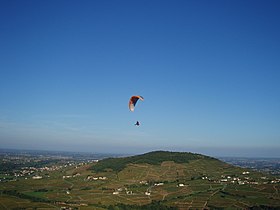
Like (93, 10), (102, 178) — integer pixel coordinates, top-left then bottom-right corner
(0, 150), (279, 209)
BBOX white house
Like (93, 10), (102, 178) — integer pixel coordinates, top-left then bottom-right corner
(32, 175), (42, 180)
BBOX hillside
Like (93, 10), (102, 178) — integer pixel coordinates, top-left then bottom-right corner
(0, 150), (279, 209)
(91, 150), (215, 172)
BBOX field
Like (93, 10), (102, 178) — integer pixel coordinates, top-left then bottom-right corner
(0, 151), (279, 209)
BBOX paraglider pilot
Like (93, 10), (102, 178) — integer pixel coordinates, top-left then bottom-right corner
(129, 95), (144, 127)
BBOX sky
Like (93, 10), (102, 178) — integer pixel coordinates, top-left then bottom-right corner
(0, 0), (280, 157)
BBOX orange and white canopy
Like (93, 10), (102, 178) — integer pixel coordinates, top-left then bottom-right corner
(128, 95), (144, 112)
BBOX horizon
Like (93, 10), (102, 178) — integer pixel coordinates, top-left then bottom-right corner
(1, 1), (280, 158)
(1, 146), (280, 159)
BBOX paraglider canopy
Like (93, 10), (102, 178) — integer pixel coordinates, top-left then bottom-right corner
(128, 95), (144, 112)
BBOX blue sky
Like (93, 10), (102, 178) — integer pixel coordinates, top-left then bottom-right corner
(0, 0), (280, 157)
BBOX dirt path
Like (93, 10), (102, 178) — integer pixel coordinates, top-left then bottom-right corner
(273, 185), (279, 195)
(202, 188), (221, 209)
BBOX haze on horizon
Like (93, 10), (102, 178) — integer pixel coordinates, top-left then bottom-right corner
(0, 0), (279, 158)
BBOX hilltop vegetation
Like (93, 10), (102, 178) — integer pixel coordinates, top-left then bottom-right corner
(91, 150), (215, 172)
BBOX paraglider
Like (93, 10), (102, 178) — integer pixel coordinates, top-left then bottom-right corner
(128, 95), (144, 112)
(129, 95), (144, 126)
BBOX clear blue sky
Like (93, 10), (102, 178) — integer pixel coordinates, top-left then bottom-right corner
(0, 0), (279, 157)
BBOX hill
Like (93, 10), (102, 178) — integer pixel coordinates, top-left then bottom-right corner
(91, 150), (215, 172)
(0, 150), (279, 209)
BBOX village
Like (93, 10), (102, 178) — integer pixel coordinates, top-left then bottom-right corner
(0, 149), (100, 182)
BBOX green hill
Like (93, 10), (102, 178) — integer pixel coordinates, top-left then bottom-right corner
(91, 150), (215, 172)
(1, 150), (279, 209)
